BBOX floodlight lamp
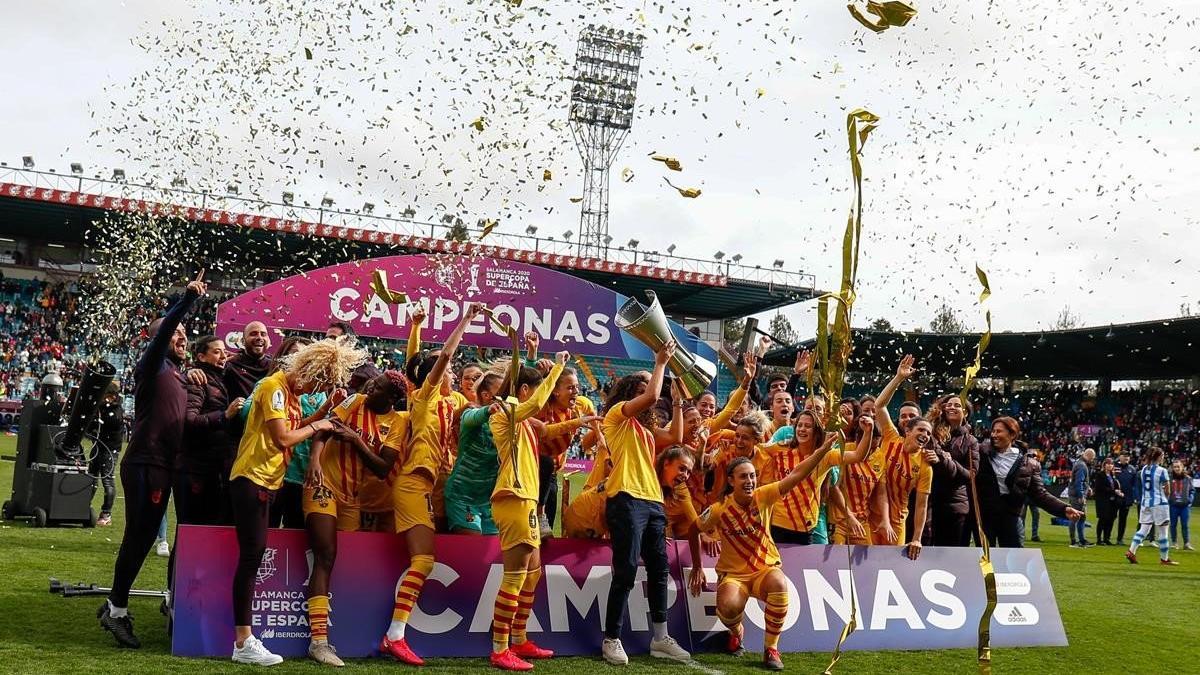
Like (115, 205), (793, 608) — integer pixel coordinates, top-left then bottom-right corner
(603, 235), (613, 245)
(773, 259), (785, 268)
(525, 225), (538, 235)
(627, 239), (639, 249)
(171, 177), (187, 188)
(282, 191), (294, 204)
(714, 251), (725, 260)
(226, 184), (239, 195)
(22, 156), (34, 169)
(732, 254), (743, 263)
(563, 230), (574, 239)
(70, 163), (83, 175)
(667, 244), (676, 254)
(321, 196), (334, 208)
(112, 169), (126, 181)
(363, 202), (375, 214)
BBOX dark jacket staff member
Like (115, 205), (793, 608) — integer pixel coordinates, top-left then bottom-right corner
(99, 271), (206, 649)
(598, 340), (692, 666)
(974, 416), (1082, 548)
(187, 320), (273, 524)
(227, 339), (361, 666)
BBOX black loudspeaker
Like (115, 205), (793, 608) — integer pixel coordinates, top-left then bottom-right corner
(1, 399), (96, 528)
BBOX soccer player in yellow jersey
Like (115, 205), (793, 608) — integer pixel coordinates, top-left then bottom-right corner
(758, 410), (873, 545)
(484, 351), (569, 671)
(875, 355), (934, 560)
(598, 340), (691, 665)
(381, 302), (483, 666)
(228, 338), (363, 667)
(837, 413), (885, 545)
(656, 446), (705, 588)
(706, 411), (773, 506)
(561, 423), (610, 539)
(301, 371), (408, 666)
(536, 363), (599, 538)
(697, 432), (839, 671)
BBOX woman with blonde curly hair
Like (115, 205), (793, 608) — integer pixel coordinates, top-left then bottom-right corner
(227, 337), (366, 666)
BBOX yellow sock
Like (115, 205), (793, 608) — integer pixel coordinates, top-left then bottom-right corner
(764, 591), (788, 650)
(717, 607), (745, 634)
(308, 594), (330, 644)
(511, 567), (541, 645)
(391, 554), (434, 625)
(492, 570), (526, 654)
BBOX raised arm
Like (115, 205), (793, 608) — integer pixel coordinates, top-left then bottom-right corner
(840, 413), (876, 464)
(784, 349), (810, 400)
(874, 354), (915, 438)
(708, 353), (755, 431)
(512, 355), (566, 422)
(654, 380), (686, 448)
(524, 330), (540, 365)
(139, 271), (205, 374)
(620, 340), (675, 420)
(424, 302), (483, 393)
(777, 433), (839, 495)
(405, 304), (426, 361)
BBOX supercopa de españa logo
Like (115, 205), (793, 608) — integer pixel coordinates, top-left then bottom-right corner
(252, 546), (315, 635)
(256, 548), (278, 583)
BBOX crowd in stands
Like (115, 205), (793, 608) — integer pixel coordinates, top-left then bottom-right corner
(2, 271), (1198, 484)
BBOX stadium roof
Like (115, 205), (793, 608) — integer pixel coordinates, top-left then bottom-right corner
(762, 318), (1200, 380)
(0, 170), (821, 320)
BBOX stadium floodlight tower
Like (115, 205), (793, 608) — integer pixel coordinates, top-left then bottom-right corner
(568, 24), (644, 260)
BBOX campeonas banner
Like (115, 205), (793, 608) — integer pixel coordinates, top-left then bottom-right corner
(172, 526), (1067, 658)
(214, 254), (716, 363)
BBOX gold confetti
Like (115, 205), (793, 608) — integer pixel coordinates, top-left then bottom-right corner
(975, 264), (992, 304)
(651, 154), (683, 171)
(478, 219), (499, 239)
(471, 117), (485, 132)
(662, 177), (701, 198)
(620, 167), (635, 182)
(370, 269), (407, 304)
(569, 196), (583, 203)
(756, 87), (766, 98)
(542, 169), (552, 181)
(847, 1), (917, 33)
(304, 47), (313, 60)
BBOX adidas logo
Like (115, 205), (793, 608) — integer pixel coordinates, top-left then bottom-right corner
(260, 628), (276, 639)
(1006, 607), (1026, 624)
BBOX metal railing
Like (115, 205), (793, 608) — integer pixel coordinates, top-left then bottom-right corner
(0, 164), (817, 292)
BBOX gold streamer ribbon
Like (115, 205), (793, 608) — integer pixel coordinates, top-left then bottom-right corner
(961, 266), (995, 675)
(818, 108), (878, 675)
(847, 1), (917, 33)
(574, 354), (600, 391)
(482, 308), (523, 490)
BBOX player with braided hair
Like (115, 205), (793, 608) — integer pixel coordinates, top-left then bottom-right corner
(302, 370), (409, 666)
(227, 337), (366, 666)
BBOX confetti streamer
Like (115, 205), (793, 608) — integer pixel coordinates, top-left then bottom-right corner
(817, 108), (880, 675)
(369, 269), (408, 305)
(650, 154), (683, 171)
(662, 177), (701, 198)
(975, 264), (992, 304)
(847, 1), (917, 33)
(478, 219), (499, 240)
(303, 47), (312, 60)
(620, 167), (635, 183)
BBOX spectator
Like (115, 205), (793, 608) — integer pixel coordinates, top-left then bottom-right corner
(1092, 457), (1122, 545)
(1168, 460), (1194, 551)
(1069, 448), (1095, 547)
(1115, 453), (1137, 545)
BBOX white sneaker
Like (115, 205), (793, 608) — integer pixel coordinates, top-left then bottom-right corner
(1186, 543), (1195, 551)
(156, 540), (170, 557)
(602, 638), (628, 665)
(538, 513), (553, 539)
(649, 636), (691, 662)
(232, 635), (283, 666)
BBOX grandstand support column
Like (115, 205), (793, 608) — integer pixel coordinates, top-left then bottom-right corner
(1004, 378), (1014, 395)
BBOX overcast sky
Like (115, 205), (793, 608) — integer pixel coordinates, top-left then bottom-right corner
(3, 0), (1198, 339)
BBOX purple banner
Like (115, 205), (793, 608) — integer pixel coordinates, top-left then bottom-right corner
(172, 526), (690, 658)
(214, 254), (715, 362)
(678, 542), (1067, 653)
(173, 526), (1066, 658)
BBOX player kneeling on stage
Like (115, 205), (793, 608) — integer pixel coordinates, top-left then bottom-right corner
(696, 432), (839, 671)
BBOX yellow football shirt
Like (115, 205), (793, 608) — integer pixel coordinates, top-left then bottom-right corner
(602, 403), (662, 503)
(699, 482), (783, 575)
(231, 371), (301, 490)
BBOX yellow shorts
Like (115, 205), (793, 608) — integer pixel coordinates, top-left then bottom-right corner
(717, 566), (781, 600)
(301, 484), (360, 532)
(562, 490), (608, 539)
(392, 472), (435, 534)
(432, 471), (448, 528)
(492, 495), (539, 551)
